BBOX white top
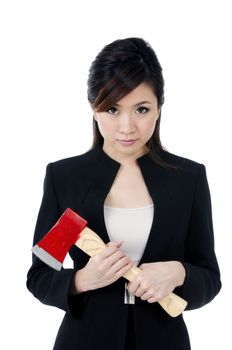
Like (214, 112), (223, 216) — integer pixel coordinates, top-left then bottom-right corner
(104, 204), (154, 266)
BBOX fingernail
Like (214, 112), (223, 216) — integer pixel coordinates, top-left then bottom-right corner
(117, 241), (124, 247)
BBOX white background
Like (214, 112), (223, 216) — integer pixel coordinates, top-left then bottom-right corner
(1, 0), (231, 349)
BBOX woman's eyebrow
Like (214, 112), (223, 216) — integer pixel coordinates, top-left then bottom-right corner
(114, 100), (152, 107)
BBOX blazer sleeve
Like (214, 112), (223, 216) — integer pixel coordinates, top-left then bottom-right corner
(178, 164), (221, 310)
(26, 163), (89, 318)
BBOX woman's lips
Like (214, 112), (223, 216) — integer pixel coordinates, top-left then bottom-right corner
(117, 139), (137, 146)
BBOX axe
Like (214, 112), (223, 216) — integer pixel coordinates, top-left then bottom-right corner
(32, 208), (187, 317)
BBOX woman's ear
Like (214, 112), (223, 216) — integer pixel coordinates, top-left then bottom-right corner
(90, 105), (98, 122)
(93, 111), (98, 122)
(89, 103), (97, 122)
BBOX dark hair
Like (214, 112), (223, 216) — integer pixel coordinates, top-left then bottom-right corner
(87, 37), (176, 169)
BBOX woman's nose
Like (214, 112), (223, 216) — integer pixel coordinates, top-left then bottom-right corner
(118, 115), (135, 135)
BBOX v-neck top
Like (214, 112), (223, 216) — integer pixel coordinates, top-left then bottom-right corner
(104, 204), (154, 266)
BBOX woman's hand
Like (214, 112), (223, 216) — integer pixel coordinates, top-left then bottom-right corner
(71, 241), (133, 294)
(127, 261), (186, 303)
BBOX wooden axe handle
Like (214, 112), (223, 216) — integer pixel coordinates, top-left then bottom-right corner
(75, 227), (187, 317)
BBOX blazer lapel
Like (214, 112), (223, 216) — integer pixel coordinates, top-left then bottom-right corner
(137, 156), (176, 265)
(76, 148), (177, 265)
(78, 148), (121, 244)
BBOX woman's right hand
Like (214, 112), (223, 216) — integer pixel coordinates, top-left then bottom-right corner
(71, 241), (133, 294)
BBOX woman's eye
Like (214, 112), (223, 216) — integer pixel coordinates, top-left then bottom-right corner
(136, 106), (149, 114)
(106, 106), (149, 115)
(107, 107), (118, 115)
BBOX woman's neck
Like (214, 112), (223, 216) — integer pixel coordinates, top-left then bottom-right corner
(102, 144), (148, 166)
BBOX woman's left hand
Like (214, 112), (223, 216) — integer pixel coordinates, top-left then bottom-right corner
(127, 261), (186, 303)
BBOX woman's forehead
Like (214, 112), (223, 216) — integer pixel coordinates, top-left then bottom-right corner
(114, 83), (158, 106)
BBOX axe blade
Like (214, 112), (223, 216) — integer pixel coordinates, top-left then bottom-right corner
(32, 208), (87, 270)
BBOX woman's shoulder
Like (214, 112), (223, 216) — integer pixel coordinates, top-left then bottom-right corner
(45, 148), (101, 181)
(157, 149), (208, 191)
(159, 148), (205, 173)
(50, 148), (98, 168)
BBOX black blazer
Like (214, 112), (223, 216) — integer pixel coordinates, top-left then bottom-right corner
(26, 146), (221, 350)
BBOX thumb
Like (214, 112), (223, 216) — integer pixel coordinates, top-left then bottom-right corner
(139, 263), (146, 270)
(106, 241), (124, 248)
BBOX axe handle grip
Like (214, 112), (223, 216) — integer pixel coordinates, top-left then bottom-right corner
(75, 227), (187, 317)
(124, 266), (187, 317)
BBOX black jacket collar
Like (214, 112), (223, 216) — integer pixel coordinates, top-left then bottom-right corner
(78, 147), (174, 265)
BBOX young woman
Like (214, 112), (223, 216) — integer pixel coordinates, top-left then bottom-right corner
(27, 37), (221, 349)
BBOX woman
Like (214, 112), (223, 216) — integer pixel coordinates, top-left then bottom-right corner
(27, 37), (221, 349)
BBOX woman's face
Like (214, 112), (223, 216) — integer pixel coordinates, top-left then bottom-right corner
(92, 82), (160, 162)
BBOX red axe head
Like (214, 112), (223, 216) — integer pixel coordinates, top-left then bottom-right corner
(32, 208), (87, 271)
